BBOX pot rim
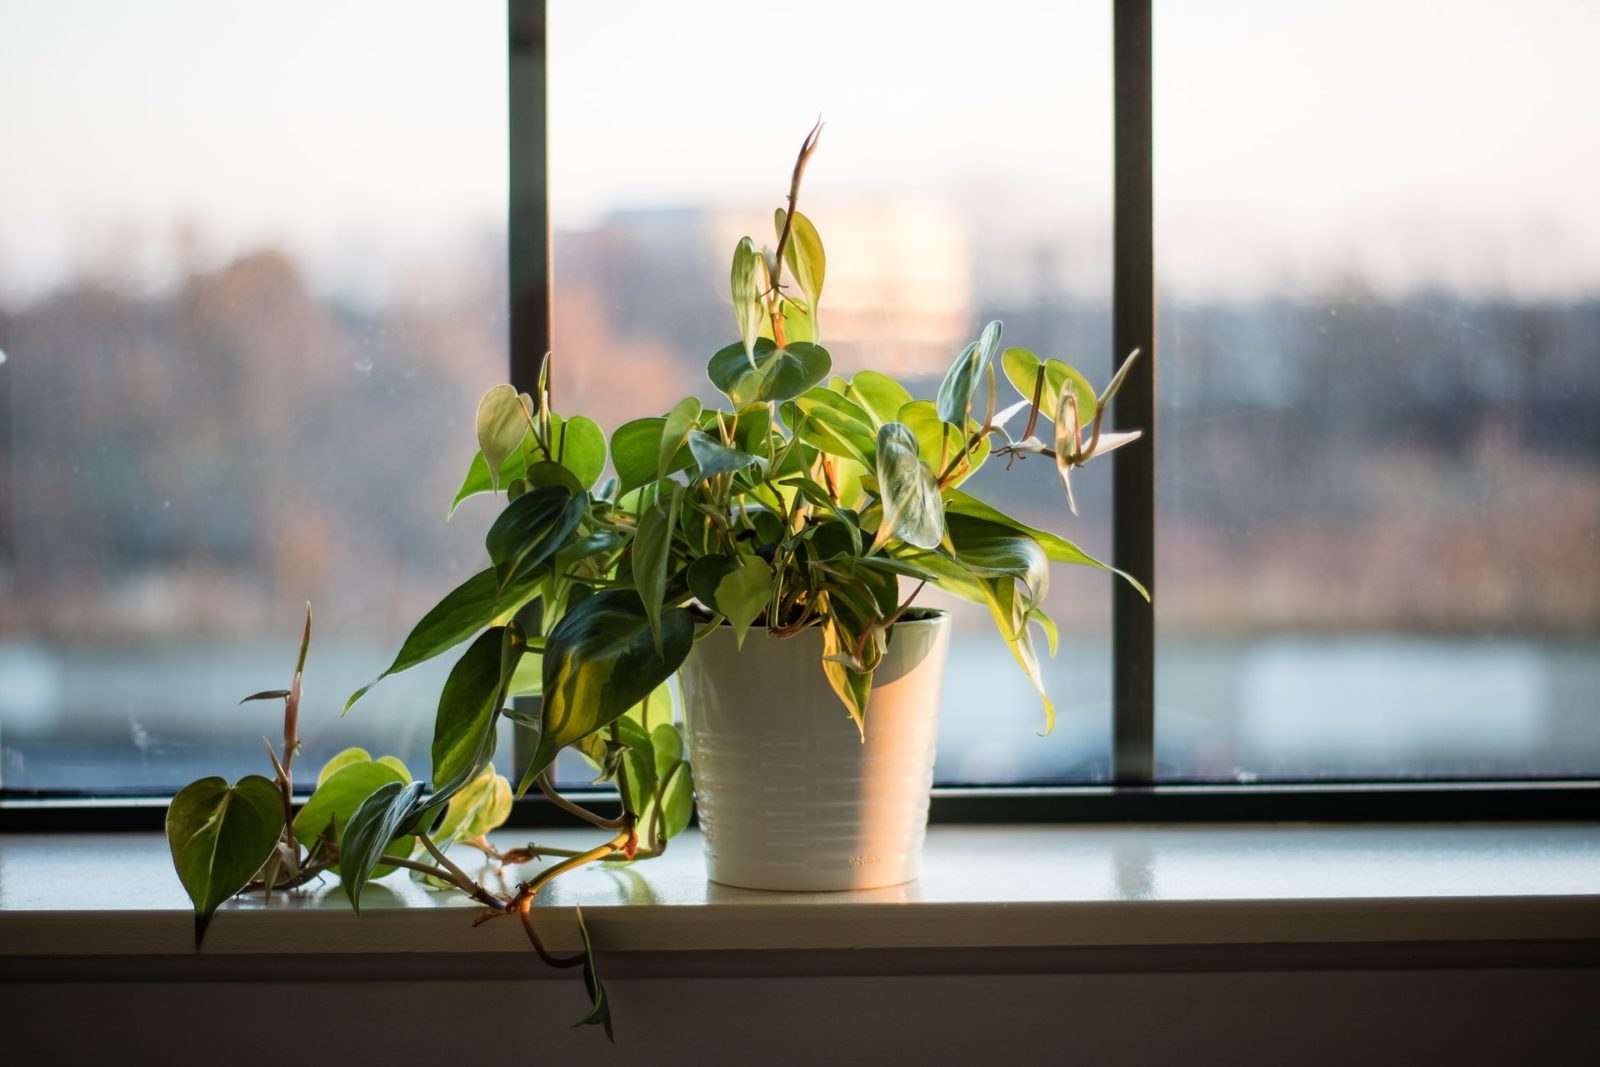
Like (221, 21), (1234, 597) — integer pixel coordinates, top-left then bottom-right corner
(691, 607), (950, 636)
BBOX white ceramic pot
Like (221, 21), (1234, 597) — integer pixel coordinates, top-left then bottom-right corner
(678, 612), (950, 891)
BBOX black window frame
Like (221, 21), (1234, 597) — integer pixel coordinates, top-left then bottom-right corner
(3, 0), (1597, 832)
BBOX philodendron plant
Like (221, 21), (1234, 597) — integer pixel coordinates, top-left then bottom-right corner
(165, 123), (1147, 1041)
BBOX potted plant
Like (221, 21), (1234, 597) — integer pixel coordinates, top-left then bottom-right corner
(165, 123), (1146, 1039)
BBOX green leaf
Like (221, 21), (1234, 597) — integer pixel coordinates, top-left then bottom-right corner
(573, 906), (614, 1042)
(776, 208), (825, 331)
(872, 421), (944, 551)
(340, 780), (425, 912)
(896, 399), (990, 486)
(633, 485), (683, 656)
(945, 513), (1050, 613)
(846, 370), (913, 429)
(731, 237), (764, 364)
(791, 388), (877, 465)
(686, 429), (764, 481)
(166, 774), (284, 942)
(658, 397), (702, 480)
(976, 575), (1056, 734)
(315, 747), (372, 788)
(935, 320), (1002, 427)
(547, 413), (606, 490)
(292, 759), (406, 848)
(521, 459), (583, 494)
(656, 758), (694, 841)
(376, 755), (412, 781)
(686, 553), (738, 610)
(1000, 347), (1095, 429)
(432, 624), (526, 797)
(820, 618), (872, 734)
(450, 448), (530, 517)
(611, 417), (696, 495)
(484, 484), (588, 593)
(431, 765), (514, 847)
(344, 566), (543, 713)
(475, 385), (533, 493)
(521, 590), (695, 793)
(707, 338), (832, 405)
(943, 489), (1150, 599)
(714, 555), (773, 649)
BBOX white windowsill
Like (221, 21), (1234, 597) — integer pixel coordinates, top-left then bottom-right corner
(4, 823), (1599, 960)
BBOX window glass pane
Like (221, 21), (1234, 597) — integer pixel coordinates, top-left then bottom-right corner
(0, 1), (507, 791)
(1154, 1), (1600, 779)
(548, 0), (1116, 783)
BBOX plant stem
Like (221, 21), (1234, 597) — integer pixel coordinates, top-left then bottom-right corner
(538, 772), (624, 830)
(419, 834), (506, 910)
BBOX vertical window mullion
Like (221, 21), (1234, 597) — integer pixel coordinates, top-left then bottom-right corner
(1111, 0), (1157, 785)
(509, 0), (551, 396)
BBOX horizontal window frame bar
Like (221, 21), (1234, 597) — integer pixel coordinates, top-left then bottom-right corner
(6, 781), (1597, 832)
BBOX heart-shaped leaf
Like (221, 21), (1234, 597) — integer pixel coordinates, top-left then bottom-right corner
(791, 388), (877, 465)
(707, 338), (832, 405)
(549, 413), (607, 490)
(714, 555), (773, 648)
(475, 385), (533, 493)
(166, 774), (285, 942)
(999, 347), (1096, 429)
(872, 421), (945, 551)
(521, 590), (695, 793)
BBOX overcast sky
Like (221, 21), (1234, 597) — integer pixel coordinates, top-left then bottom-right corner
(1, 0), (1597, 302)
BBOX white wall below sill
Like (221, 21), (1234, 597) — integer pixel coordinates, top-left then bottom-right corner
(3, 824), (1598, 1066)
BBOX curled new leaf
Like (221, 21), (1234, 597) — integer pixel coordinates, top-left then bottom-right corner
(475, 385), (533, 493)
(731, 237), (763, 364)
(935, 320), (1002, 427)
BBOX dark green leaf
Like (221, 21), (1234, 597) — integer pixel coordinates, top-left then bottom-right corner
(484, 484), (588, 593)
(707, 338), (832, 405)
(521, 590), (695, 793)
(340, 780), (425, 912)
(166, 774), (284, 942)
(431, 624), (526, 796)
(522, 459), (584, 494)
(238, 689), (290, 704)
(344, 566), (542, 714)
(686, 553), (739, 610)
(572, 906), (613, 1042)
(633, 485), (682, 655)
(945, 513), (1049, 613)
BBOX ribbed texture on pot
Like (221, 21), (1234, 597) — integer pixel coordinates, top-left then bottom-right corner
(679, 615), (949, 892)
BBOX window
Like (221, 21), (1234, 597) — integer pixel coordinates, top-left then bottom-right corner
(2, 0), (1595, 813)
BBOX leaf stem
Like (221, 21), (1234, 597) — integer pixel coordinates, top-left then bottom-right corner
(538, 772), (624, 830)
